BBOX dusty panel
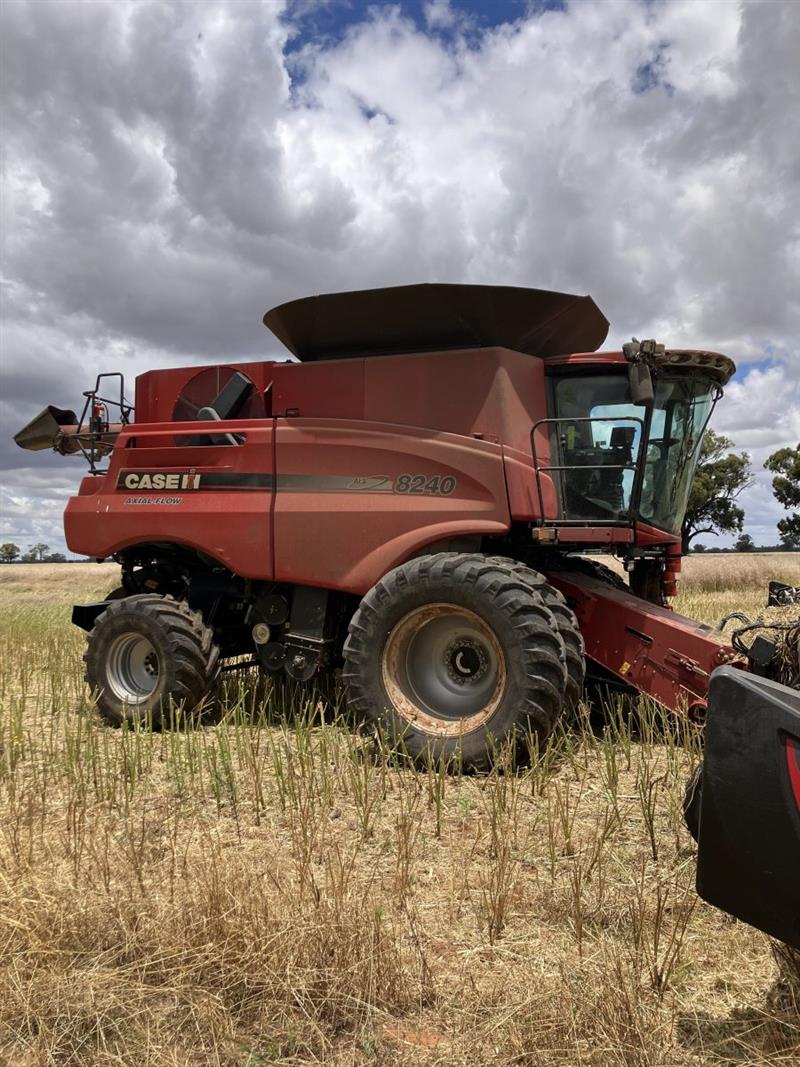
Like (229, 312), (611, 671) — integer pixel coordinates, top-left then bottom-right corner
(272, 418), (510, 594)
(134, 362), (275, 424)
(65, 421), (275, 579)
(269, 359), (365, 420)
(362, 347), (548, 454)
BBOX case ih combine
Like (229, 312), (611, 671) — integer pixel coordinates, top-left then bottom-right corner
(14, 283), (800, 945)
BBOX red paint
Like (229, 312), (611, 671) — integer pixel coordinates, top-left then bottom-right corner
(66, 420), (275, 578)
(272, 418), (510, 593)
(66, 346), (551, 585)
(544, 569), (735, 712)
(63, 342), (732, 712)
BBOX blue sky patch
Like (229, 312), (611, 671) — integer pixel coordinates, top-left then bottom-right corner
(631, 42), (674, 95)
(283, 0), (565, 55)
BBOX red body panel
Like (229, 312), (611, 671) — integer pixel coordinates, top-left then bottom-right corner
(65, 346), (577, 589)
(272, 419), (510, 593)
(66, 420), (275, 578)
(546, 571), (735, 710)
(267, 347), (549, 451)
(64, 415), (512, 592)
(135, 362), (276, 423)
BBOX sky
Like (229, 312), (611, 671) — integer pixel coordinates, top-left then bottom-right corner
(1, 0), (798, 556)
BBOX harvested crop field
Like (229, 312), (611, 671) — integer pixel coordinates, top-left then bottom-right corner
(1, 554), (799, 1066)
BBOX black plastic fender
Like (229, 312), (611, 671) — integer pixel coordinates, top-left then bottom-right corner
(72, 602), (110, 632)
(694, 666), (800, 949)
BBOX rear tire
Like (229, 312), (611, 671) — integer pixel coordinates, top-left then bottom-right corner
(342, 553), (567, 769)
(488, 558), (586, 714)
(84, 594), (220, 727)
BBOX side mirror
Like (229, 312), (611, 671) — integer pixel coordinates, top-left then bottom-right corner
(628, 361), (654, 406)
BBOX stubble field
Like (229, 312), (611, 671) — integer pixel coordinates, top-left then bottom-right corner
(1, 554), (799, 1066)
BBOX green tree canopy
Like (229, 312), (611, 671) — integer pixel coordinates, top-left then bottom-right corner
(734, 533), (755, 552)
(765, 443), (800, 548)
(0, 543), (20, 563)
(682, 430), (752, 553)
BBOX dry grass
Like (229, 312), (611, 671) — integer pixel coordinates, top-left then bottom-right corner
(1, 556), (799, 1066)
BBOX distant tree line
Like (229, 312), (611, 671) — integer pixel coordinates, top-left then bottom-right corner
(692, 538), (797, 554)
(682, 435), (799, 553)
(0, 542), (67, 563)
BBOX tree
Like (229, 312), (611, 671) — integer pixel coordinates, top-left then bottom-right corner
(681, 430), (753, 553)
(28, 543), (50, 562)
(0, 543), (20, 563)
(765, 443), (800, 549)
(692, 543), (707, 552)
(44, 552), (67, 563)
(734, 533), (755, 552)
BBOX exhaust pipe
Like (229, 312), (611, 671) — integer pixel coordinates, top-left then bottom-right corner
(14, 406), (121, 457)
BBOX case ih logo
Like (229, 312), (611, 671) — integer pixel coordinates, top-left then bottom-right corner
(116, 470), (273, 491)
(118, 470), (202, 491)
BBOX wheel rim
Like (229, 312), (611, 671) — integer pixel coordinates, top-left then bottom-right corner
(381, 604), (506, 737)
(106, 632), (160, 703)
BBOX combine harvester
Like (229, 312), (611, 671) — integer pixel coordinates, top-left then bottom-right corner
(15, 283), (799, 946)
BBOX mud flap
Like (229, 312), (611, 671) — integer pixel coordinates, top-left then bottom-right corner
(695, 666), (800, 949)
(72, 602), (109, 632)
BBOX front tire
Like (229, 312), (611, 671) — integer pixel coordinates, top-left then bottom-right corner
(342, 554), (567, 769)
(84, 594), (220, 727)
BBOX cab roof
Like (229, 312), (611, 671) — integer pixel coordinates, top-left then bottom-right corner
(263, 283), (610, 362)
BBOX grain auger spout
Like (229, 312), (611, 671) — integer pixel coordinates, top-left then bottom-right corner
(14, 373), (131, 470)
(14, 404), (123, 457)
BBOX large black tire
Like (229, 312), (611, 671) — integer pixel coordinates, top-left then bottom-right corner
(342, 553), (567, 769)
(84, 594), (220, 727)
(487, 558), (586, 715)
(563, 555), (628, 592)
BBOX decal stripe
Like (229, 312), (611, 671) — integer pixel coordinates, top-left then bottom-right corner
(195, 473), (274, 489)
(116, 471), (456, 494)
(115, 472), (396, 493)
(275, 474), (393, 493)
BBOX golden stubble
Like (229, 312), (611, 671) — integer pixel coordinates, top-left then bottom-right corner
(1, 554), (798, 1065)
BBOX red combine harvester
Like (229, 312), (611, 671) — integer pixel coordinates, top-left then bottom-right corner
(14, 283), (800, 944)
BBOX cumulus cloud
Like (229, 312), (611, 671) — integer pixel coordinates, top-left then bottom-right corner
(1, 0), (797, 553)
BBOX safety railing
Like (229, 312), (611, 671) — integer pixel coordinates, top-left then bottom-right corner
(530, 416), (645, 525)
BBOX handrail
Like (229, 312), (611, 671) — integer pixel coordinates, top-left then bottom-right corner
(530, 415), (645, 525)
